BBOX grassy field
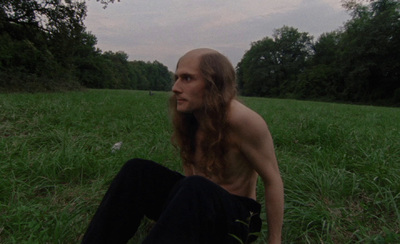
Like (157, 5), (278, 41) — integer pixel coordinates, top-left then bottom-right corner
(1, 89), (399, 243)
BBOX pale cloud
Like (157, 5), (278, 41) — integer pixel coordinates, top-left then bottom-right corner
(322, 0), (345, 10)
(84, 0), (350, 71)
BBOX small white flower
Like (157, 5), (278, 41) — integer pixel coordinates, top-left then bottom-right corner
(111, 141), (123, 153)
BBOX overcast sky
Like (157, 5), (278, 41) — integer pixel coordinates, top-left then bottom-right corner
(84, 0), (350, 71)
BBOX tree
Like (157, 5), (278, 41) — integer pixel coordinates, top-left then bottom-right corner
(237, 37), (278, 96)
(0, 0), (90, 91)
(312, 31), (341, 66)
(0, 0), (174, 92)
(237, 0), (399, 105)
(272, 26), (314, 96)
(95, 0), (121, 8)
(295, 31), (343, 100)
(339, 0), (400, 103)
(148, 61), (172, 91)
(237, 26), (313, 97)
(127, 60), (171, 91)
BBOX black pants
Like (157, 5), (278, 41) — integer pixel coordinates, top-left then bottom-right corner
(82, 158), (262, 244)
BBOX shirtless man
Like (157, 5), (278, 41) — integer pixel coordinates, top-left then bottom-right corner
(82, 48), (284, 244)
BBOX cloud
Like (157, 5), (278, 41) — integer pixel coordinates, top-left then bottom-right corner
(84, 0), (350, 71)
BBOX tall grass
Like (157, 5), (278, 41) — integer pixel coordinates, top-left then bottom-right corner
(1, 90), (399, 243)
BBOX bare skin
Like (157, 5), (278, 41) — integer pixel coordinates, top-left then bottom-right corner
(173, 48), (284, 243)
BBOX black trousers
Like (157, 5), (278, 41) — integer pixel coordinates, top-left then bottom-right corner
(82, 158), (262, 244)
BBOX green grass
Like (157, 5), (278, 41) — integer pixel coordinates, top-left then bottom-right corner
(1, 90), (399, 243)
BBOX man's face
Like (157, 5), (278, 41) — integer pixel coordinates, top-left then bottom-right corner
(173, 52), (206, 114)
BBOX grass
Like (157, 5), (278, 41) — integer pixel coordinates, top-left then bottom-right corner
(1, 89), (399, 243)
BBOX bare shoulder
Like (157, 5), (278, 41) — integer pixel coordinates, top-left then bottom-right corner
(228, 99), (276, 167)
(228, 99), (269, 137)
(228, 101), (279, 186)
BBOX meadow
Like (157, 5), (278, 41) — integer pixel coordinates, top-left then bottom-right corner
(0, 89), (399, 243)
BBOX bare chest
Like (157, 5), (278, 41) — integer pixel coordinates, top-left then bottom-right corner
(191, 131), (258, 199)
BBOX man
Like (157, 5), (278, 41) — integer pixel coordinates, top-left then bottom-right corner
(82, 48), (284, 243)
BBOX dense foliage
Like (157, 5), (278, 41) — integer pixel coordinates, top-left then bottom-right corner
(2, 0), (399, 105)
(0, 0), (172, 92)
(237, 0), (400, 106)
(78, 51), (172, 91)
(237, 26), (313, 98)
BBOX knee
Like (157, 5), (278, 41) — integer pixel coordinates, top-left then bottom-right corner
(123, 158), (149, 170)
(119, 158), (154, 178)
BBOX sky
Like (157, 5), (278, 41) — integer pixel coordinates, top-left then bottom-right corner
(84, 0), (351, 71)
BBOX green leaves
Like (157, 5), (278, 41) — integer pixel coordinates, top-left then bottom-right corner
(0, 1), (173, 92)
(237, 26), (313, 98)
(237, 0), (400, 106)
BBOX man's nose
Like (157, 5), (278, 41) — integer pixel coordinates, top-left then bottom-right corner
(172, 79), (182, 93)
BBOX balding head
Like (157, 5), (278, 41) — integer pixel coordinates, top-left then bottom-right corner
(177, 48), (219, 69)
(176, 48), (237, 103)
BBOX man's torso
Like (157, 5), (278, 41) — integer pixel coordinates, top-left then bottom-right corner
(185, 100), (259, 200)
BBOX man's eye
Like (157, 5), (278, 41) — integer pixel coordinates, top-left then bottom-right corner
(184, 76), (192, 81)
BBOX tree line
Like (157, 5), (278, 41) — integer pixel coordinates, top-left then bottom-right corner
(78, 51), (172, 91)
(0, 0), (172, 92)
(1, 0), (399, 106)
(237, 0), (400, 106)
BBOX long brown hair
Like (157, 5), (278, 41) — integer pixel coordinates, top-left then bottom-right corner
(170, 50), (237, 175)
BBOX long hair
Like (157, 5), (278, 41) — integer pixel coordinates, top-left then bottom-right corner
(169, 50), (237, 176)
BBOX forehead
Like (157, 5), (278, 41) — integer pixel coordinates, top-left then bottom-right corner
(175, 52), (202, 75)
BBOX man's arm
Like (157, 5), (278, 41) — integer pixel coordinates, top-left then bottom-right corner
(234, 107), (284, 243)
(263, 165), (284, 243)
